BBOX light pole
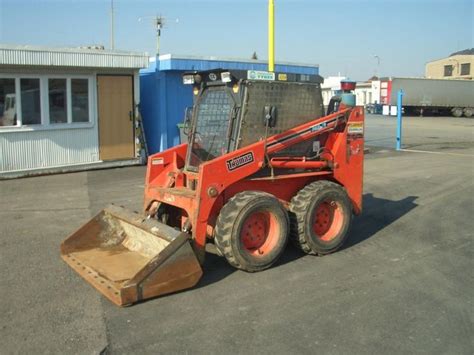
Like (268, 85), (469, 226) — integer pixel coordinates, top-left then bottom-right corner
(396, 89), (404, 151)
(374, 55), (380, 77)
(110, 0), (115, 50)
(268, 0), (275, 72)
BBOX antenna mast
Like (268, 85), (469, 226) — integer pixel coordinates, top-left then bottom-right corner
(155, 16), (164, 57)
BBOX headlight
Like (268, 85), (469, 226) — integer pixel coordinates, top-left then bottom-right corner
(221, 72), (232, 83)
(183, 75), (195, 85)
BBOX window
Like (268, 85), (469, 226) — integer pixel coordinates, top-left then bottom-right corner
(189, 88), (234, 168)
(0, 78), (16, 127)
(20, 79), (41, 125)
(71, 79), (89, 122)
(461, 63), (470, 76)
(49, 79), (67, 124)
(0, 75), (92, 129)
(444, 65), (453, 77)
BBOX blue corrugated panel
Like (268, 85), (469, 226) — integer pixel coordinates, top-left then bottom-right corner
(139, 71), (160, 153)
(140, 56), (319, 154)
(159, 58), (318, 75)
(140, 70), (193, 153)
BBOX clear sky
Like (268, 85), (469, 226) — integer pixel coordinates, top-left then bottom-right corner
(0, 0), (472, 80)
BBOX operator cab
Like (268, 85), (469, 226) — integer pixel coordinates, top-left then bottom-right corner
(182, 70), (240, 171)
(182, 69), (325, 171)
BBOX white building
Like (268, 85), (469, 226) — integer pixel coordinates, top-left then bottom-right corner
(0, 45), (148, 178)
(354, 79), (381, 106)
(321, 75), (346, 106)
(321, 75), (381, 107)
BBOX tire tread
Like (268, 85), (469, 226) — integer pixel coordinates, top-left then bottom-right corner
(214, 191), (284, 272)
(289, 180), (348, 255)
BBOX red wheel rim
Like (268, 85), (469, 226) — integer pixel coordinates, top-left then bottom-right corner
(240, 211), (279, 256)
(312, 200), (343, 242)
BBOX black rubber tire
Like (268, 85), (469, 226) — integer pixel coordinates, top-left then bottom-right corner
(452, 107), (463, 118)
(289, 181), (352, 255)
(214, 191), (289, 272)
(463, 108), (473, 118)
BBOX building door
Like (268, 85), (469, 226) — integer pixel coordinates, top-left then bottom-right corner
(97, 75), (134, 160)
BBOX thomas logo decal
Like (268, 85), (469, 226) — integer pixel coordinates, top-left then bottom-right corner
(226, 152), (254, 171)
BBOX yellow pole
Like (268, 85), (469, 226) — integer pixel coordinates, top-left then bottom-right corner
(268, 0), (275, 72)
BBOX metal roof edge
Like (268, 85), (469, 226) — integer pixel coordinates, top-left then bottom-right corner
(157, 53), (319, 68)
(0, 43), (148, 57)
(426, 53), (474, 65)
(0, 44), (149, 69)
(380, 76), (473, 82)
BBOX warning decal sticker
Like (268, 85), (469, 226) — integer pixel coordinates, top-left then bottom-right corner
(348, 122), (364, 135)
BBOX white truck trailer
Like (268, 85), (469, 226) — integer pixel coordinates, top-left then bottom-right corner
(380, 77), (474, 117)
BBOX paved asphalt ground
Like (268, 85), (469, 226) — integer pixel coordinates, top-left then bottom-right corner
(365, 114), (474, 153)
(1, 115), (473, 354)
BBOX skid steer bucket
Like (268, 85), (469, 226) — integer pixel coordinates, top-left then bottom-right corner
(60, 205), (203, 306)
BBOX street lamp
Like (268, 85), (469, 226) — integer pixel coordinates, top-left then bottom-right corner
(373, 55), (380, 77)
(110, 0), (115, 50)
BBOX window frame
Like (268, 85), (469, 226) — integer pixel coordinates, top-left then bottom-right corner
(444, 65), (453, 77)
(47, 77), (69, 125)
(460, 63), (470, 76)
(70, 77), (92, 124)
(20, 77), (43, 126)
(0, 73), (95, 132)
(0, 77), (19, 128)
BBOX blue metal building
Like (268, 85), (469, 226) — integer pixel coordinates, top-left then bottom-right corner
(139, 54), (319, 154)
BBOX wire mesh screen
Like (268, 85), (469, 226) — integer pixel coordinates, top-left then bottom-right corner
(238, 81), (324, 148)
(189, 88), (233, 167)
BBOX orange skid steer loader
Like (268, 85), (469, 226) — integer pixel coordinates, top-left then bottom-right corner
(61, 70), (364, 306)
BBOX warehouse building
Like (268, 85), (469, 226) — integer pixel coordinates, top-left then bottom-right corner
(0, 45), (148, 178)
(425, 48), (473, 80)
(139, 54), (320, 154)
